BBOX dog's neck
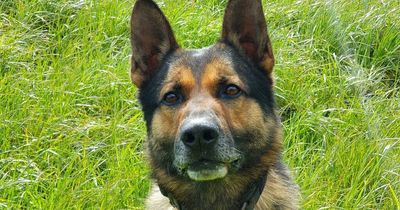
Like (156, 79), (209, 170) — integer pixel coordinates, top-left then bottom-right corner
(160, 174), (267, 210)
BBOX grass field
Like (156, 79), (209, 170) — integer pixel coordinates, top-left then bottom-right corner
(1, 0), (399, 209)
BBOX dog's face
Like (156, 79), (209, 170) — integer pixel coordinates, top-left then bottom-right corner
(131, 0), (281, 183)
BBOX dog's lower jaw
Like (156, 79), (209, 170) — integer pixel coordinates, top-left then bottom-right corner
(150, 142), (284, 209)
(151, 162), (268, 210)
(147, 162), (299, 210)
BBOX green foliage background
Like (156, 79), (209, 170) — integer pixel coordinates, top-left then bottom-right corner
(1, 0), (399, 209)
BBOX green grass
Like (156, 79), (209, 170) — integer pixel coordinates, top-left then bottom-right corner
(1, 0), (399, 209)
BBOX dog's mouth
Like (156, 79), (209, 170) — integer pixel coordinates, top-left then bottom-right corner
(179, 158), (241, 182)
(187, 161), (227, 181)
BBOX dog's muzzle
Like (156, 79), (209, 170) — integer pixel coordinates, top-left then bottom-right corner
(174, 115), (241, 181)
(179, 118), (219, 150)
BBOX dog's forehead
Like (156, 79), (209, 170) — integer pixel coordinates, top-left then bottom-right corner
(168, 45), (236, 79)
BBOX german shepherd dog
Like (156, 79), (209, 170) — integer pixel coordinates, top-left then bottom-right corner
(130, 0), (299, 209)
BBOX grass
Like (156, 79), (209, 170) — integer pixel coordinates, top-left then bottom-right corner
(0, 0), (399, 209)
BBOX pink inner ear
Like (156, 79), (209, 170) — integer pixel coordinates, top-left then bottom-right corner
(240, 41), (258, 60)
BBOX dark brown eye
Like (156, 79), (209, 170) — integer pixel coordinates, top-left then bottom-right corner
(222, 84), (242, 98)
(162, 92), (181, 106)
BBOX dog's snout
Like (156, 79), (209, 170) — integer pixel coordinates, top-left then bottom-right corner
(180, 123), (219, 148)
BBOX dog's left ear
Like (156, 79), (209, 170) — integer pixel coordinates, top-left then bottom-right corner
(130, 0), (179, 87)
(221, 0), (274, 74)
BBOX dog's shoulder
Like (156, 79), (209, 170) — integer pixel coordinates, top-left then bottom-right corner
(256, 163), (300, 210)
(146, 184), (176, 210)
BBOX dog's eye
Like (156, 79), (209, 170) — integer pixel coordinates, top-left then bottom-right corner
(222, 84), (242, 98)
(162, 92), (182, 106)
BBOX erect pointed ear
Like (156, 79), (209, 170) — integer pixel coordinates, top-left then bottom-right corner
(221, 0), (274, 74)
(130, 0), (179, 87)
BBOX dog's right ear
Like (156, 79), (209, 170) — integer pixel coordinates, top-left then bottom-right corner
(130, 0), (179, 87)
(221, 0), (274, 75)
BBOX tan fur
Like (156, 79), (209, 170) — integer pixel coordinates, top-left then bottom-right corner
(202, 58), (246, 93)
(150, 64), (196, 142)
(160, 64), (195, 99)
(255, 168), (300, 210)
(260, 53), (275, 75)
(146, 185), (176, 210)
(130, 65), (144, 87)
(151, 108), (177, 141)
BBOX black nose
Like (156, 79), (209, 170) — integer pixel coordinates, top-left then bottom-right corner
(180, 123), (219, 148)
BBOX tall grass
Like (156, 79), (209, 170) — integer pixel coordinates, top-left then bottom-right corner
(1, 0), (399, 209)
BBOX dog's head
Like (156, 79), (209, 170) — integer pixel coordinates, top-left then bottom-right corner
(130, 0), (281, 182)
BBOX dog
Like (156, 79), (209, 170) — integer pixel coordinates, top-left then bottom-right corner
(130, 0), (300, 209)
